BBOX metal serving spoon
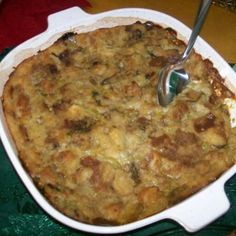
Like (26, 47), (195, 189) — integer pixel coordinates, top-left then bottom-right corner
(157, 0), (212, 106)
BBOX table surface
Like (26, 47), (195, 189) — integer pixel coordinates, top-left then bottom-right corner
(87, 0), (236, 63)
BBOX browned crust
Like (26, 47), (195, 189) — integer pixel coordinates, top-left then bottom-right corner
(2, 21), (236, 225)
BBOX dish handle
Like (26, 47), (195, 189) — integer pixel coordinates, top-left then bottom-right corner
(47, 7), (91, 31)
(166, 183), (230, 232)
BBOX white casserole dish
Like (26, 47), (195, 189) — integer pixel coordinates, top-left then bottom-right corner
(0, 7), (236, 234)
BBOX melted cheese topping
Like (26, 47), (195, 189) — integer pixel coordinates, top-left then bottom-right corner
(2, 22), (236, 225)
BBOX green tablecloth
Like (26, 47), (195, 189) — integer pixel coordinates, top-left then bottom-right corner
(0, 48), (236, 235)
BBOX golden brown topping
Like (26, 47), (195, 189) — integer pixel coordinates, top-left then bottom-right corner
(174, 129), (198, 145)
(129, 162), (140, 184)
(47, 64), (58, 74)
(112, 170), (134, 196)
(3, 21), (235, 226)
(138, 186), (161, 204)
(53, 150), (78, 175)
(166, 49), (180, 64)
(80, 156), (102, 188)
(17, 92), (31, 116)
(171, 100), (189, 120)
(19, 125), (30, 142)
(80, 156), (100, 167)
(75, 167), (93, 183)
(103, 202), (123, 221)
(185, 89), (202, 101)
(200, 127), (227, 147)
(131, 29), (143, 40)
(194, 112), (216, 132)
(149, 56), (167, 67)
(52, 99), (71, 113)
(125, 81), (142, 97)
(64, 117), (95, 133)
(39, 80), (55, 94)
(38, 166), (58, 185)
(151, 134), (177, 158)
(145, 71), (155, 80)
(100, 162), (116, 185)
(57, 49), (72, 66)
(138, 186), (168, 216)
(45, 136), (60, 149)
(137, 117), (150, 131)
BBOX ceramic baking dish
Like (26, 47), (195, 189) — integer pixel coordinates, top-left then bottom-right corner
(0, 7), (236, 234)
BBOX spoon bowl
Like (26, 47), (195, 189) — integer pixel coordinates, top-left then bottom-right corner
(157, 62), (189, 106)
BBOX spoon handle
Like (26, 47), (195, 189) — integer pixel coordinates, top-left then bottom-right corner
(181, 0), (212, 62)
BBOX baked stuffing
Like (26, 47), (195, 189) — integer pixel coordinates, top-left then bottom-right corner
(2, 21), (236, 225)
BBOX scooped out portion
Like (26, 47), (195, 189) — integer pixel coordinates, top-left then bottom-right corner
(2, 21), (236, 225)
